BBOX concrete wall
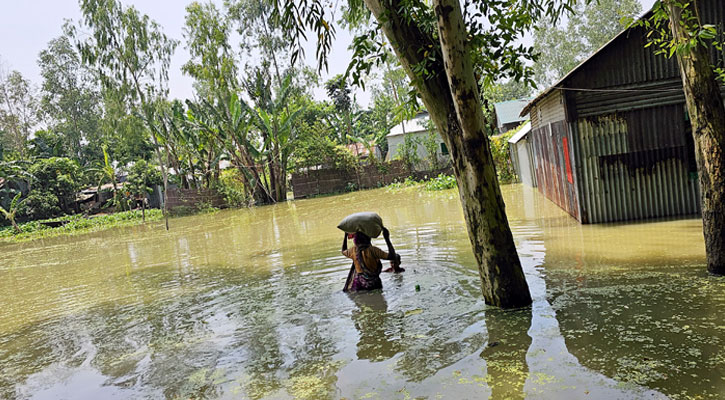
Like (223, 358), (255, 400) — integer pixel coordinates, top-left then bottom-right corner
(166, 188), (226, 210)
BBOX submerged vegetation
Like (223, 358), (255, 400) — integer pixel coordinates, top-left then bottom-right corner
(386, 173), (458, 192)
(0, 209), (163, 243)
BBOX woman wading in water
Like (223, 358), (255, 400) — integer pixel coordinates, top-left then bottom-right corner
(341, 227), (403, 292)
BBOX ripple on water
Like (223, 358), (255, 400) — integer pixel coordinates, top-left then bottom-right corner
(0, 184), (716, 399)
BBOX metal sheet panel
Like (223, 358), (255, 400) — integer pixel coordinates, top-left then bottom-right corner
(573, 106), (700, 224)
(531, 121), (580, 220)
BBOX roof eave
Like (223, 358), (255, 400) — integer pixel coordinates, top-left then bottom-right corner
(519, 8), (656, 118)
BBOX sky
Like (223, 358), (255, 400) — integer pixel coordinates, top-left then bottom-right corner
(0, 0), (657, 108)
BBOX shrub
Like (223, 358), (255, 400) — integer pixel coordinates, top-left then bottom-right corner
(215, 169), (249, 207)
(21, 191), (61, 221)
(490, 124), (523, 184)
(424, 174), (457, 191)
(395, 134), (421, 172)
(386, 176), (420, 190)
(22, 157), (84, 219)
(293, 133), (362, 172)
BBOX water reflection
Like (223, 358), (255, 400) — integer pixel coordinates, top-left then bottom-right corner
(349, 291), (402, 361)
(481, 308), (531, 400)
(0, 185), (720, 399)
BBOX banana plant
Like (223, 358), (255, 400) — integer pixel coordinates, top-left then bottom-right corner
(0, 192), (27, 233)
(186, 93), (273, 204)
(88, 145), (123, 210)
(241, 74), (306, 202)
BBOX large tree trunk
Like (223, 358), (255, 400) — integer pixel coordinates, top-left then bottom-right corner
(363, 0), (531, 308)
(667, 1), (725, 274)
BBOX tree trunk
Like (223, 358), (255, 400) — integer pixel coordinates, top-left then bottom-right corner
(363, 0), (531, 308)
(10, 216), (21, 234)
(667, 1), (725, 274)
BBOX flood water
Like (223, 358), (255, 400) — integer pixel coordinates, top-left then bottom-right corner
(1, 184), (722, 399)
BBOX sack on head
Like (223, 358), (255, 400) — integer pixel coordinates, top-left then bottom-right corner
(337, 212), (383, 238)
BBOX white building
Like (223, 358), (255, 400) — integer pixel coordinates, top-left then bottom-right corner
(386, 111), (449, 167)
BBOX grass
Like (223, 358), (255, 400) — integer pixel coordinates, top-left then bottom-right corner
(0, 209), (164, 244)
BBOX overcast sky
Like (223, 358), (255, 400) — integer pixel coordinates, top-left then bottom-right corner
(0, 0), (657, 108)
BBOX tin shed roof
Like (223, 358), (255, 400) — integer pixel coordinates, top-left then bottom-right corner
(387, 111), (430, 137)
(494, 99), (531, 126)
(508, 122), (532, 145)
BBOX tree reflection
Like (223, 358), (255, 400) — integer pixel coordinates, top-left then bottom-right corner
(481, 307), (532, 400)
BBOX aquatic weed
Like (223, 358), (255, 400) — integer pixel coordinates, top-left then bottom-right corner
(424, 174), (457, 191)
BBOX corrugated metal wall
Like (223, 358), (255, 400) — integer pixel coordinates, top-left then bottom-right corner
(531, 121), (580, 220)
(572, 105), (700, 223)
(532, 91), (566, 127)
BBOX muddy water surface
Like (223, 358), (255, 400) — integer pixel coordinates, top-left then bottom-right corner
(0, 184), (722, 399)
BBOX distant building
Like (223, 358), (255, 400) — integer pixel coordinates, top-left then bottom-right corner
(493, 98), (531, 134)
(346, 142), (382, 160)
(521, 0), (724, 223)
(507, 122), (536, 188)
(386, 111), (449, 168)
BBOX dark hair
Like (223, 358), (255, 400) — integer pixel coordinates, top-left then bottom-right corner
(353, 232), (372, 274)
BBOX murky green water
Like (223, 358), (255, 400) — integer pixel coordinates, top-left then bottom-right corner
(1, 184), (722, 399)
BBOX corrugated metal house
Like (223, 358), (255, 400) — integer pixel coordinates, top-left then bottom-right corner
(521, 0), (725, 224)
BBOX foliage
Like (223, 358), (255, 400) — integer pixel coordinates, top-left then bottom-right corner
(0, 69), (38, 159)
(215, 168), (249, 208)
(0, 192), (27, 232)
(38, 34), (102, 164)
(29, 130), (67, 159)
(0, 159), (33, 188)
(23, 157), (84, 220)
(485, 80), (532, 104)
(70, 0), (178, 107)
(424, 173), (457, 191)
(293, 116), (361, 172)
(635, 0), (725, 81)
(532, 0), (642, 88)
(125, 159), (162, 210)
(386, 174), (455, 191)
(20, 191), (61, 222)
(324, 74), (355, 144)
(69, 0), (178, 224)
(386, 176), (420, 190)
(0, 209), (163, 243)
(490, 125), (523, 184)
(325, 74), (353, 115)
(88, 145), (125, 211)
(395, 134), (421, 172)
(422, 119), (444, 170)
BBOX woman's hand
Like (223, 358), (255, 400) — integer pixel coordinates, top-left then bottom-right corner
(382, 226), (390, 239)
(383, 254), (404, 273)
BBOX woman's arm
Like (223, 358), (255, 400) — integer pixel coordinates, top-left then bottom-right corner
(341, 233), (348, 255)
(382, 227), (404, 273)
